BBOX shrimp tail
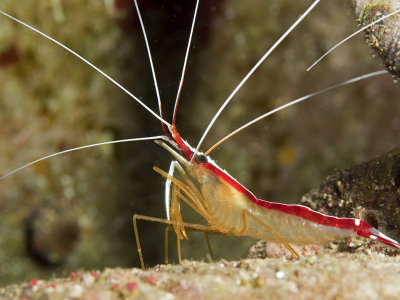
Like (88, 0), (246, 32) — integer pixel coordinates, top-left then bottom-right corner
(355, 220), (400, 249)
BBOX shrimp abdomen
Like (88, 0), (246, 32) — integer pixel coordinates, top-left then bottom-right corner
(243, 205), (353, 244)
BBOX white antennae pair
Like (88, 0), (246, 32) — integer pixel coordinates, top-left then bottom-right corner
(0, 1), (394, 180)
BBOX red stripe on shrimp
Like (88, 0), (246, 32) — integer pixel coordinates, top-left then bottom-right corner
(206, 160), (357, 229)
(203, 160), (400, 249)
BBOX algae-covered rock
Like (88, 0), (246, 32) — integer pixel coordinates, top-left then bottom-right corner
(353, 0), (400, 79)
(301, 147), (400, 244)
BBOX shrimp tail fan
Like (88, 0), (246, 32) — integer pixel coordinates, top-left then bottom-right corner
(356, 220), (400, 249)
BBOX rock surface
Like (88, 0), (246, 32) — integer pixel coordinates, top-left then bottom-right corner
(1, 248), (400, 300)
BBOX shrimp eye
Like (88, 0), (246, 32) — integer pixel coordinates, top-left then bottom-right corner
(196, 154), (208, 163)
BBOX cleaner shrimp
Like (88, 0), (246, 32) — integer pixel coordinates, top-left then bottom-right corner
(0, 0), (400, 280)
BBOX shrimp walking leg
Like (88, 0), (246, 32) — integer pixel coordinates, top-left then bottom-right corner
(238, 210), (300, 258)
(177, 233), (182, 264)
(173, 228), (229, 262)
(133, 214), (213, 269)
(165, 170), (220, 263)
(164, 226), (184, 264)
(164, 226), (225, 263)
(165, 226), (172, 264)
(204, 232), (214, 261)
(163, 226), (218, 264)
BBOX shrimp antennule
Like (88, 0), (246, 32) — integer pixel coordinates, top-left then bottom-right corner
(0, 10), (171, 128)
(192, 0), (321, 161)
(205, 70), (387, 155)
(0, 136), (165, 180)
(172, 0), (201, 126)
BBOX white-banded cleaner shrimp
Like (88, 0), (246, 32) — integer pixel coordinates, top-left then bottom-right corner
(0, 0), (400, 283)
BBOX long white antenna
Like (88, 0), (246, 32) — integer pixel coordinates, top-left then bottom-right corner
(0, 10), (171, 128)
(205, 70), (387, 154)
(172, 0), (200, 125)
(0, 136), (164, 180)
(192, 0), (321, 161)
(133, 0), (164, 119)
(307, 9), (400, 71)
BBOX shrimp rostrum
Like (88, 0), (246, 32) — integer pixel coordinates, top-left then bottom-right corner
(2, 0), (400, 270)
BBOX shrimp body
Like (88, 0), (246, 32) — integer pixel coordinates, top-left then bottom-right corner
(197, 176), (355, 244)
(162, 125), (400, 251)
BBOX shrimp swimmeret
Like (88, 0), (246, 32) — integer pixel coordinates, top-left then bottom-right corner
(1, 0), (400, 270)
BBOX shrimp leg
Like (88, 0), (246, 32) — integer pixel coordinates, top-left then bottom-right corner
(238, 210), (300, 258)
(204, 232), (214, 261)
(165, 226), (226, 264)
(166, 174), (221, 263)
(164, 226), (173, 264)
(133, 214), (214, 269)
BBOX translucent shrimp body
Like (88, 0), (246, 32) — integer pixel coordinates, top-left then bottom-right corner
(161, 126), (400, 253)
